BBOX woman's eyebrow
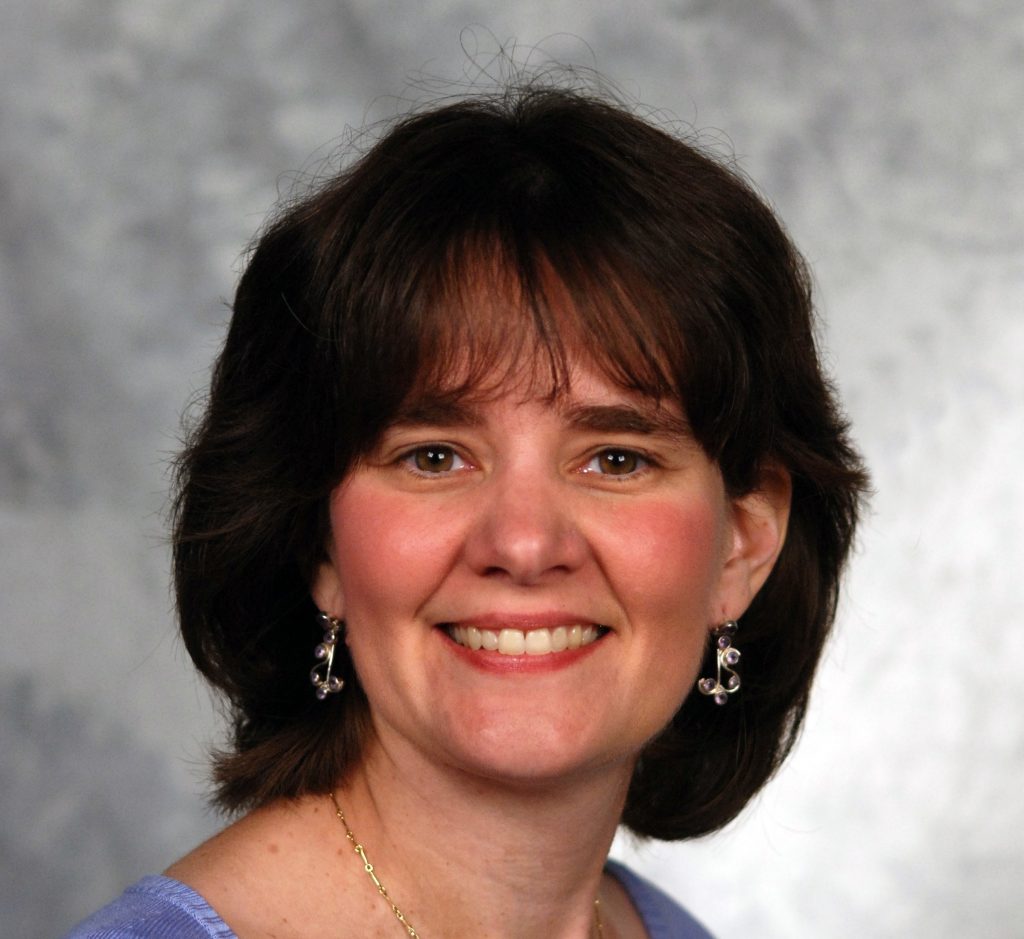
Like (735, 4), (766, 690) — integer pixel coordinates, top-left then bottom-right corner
(561, 403), (691, 438)
(388, 399), (691, 438)
(389, 399), (483, 428)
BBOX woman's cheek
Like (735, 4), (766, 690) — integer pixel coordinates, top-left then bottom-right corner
(331, 484), (458, 610)
(608, 498), (726, 616)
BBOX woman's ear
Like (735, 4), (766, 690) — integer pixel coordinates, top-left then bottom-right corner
(713, 463), (791, 621)
(311, 556), (345, 620)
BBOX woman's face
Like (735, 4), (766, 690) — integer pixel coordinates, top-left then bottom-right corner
(314, 356), (785, 786)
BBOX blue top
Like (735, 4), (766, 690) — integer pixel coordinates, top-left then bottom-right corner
(606, 860), (714, 938)
(63, 860), (713, 938)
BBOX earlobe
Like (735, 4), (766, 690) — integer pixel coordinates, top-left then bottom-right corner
(311, 557), (345, 620)
(714, 463), (791, 620)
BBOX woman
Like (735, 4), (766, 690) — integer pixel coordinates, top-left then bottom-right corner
(67, 81), (867, 938)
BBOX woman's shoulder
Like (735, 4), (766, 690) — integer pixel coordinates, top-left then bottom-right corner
(605, 859), (716, 939)
(61, 875), (236, 939)
(63, 858), (710, 939)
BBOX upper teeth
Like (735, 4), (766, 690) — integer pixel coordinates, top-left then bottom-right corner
(448, 625), (601, 655)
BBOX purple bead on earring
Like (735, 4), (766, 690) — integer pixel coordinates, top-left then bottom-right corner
(697, 620), (741, 705)
(310, 612), (344, 699)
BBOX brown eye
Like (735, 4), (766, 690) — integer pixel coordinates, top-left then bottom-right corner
(592, 449), (644, 476)
(411, 446), (459, 474)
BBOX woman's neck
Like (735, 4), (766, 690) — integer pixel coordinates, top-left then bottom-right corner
(332, 731), (636, 938)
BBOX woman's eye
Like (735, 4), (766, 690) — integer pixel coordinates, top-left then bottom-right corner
(403, 445), (467, 475)
(582, 449), (649, 477)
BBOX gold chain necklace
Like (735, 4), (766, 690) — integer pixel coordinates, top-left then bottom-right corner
(329, 791), (605, 937)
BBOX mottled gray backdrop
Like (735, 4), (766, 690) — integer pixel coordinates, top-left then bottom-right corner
(2, 3), (1022, 937)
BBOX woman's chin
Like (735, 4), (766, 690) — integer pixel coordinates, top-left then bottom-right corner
(445, 742), (628, 791)
(405, 699), (635, 790)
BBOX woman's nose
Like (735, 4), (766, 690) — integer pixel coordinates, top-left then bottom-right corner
(462, 469), (588, 584)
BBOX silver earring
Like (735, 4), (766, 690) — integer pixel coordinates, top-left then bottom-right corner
(697, 620), (740, 705)
(311, 611), (344, 699)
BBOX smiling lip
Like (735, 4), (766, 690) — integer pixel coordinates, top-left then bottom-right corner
(439, 613), (610, 658)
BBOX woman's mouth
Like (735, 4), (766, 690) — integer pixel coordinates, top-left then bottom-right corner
(444, 624), (608, 656)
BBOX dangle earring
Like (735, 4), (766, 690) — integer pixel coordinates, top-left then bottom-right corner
(697, 620), (741, 705)
(311, 611), (344, 699)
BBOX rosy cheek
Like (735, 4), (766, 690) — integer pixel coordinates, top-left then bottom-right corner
(329, 486), (453, 608)
(609, 499), (724, 613)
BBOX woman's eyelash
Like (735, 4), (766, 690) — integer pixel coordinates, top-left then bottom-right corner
(580, 448), (655, 477)
(395, 444), (656, 479)
(399, 444), (468, 475)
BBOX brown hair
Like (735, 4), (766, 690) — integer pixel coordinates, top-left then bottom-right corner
(173, 82), (868, 839)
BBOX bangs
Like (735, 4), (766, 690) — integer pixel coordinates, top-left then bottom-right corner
(390, 233), (685, 416)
